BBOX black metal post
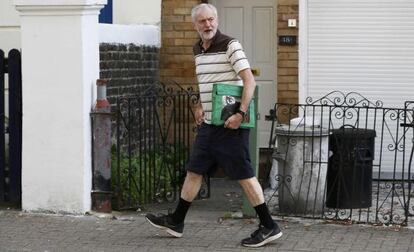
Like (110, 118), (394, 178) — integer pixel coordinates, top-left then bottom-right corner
(0, 50), (5, 202)
(8, 49), (22, 205)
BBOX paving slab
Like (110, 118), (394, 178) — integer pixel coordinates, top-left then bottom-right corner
(1, 178), (414, 251)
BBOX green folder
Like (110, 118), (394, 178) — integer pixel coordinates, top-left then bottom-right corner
(211, 83), (257, 129)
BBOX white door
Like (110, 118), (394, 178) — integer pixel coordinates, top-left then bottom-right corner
(212, 0), (277, 148)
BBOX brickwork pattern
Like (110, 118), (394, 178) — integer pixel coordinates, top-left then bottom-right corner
(99, 43), (160, 108)
(277, 0), (299, 105)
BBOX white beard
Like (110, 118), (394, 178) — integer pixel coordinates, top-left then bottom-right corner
(200, 30), (216, 41)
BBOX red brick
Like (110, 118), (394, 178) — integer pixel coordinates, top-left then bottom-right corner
(174, 23), (195, 31)
(278, 60), (298, 68)
(174, 8), (191, 15)
(278, 76), (298, 83)
(163, 31), (185, 38)
(163, 15), (184, 23)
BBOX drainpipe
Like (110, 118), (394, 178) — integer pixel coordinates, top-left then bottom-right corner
(91, 79), (112, 213)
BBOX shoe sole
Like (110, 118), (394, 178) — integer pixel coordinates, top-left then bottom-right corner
(145, 217), (183, 238)
(242, 232), (283, 248)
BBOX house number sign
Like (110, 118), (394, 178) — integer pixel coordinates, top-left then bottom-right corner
(278, 35), (297, 46)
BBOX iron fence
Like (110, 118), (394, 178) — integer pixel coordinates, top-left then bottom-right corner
(0, 49), (22, 206)
(264, 91), (414, 226)
(111, 83), (209, 210)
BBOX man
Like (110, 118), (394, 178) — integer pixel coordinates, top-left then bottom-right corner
(145, 3), (282, 248)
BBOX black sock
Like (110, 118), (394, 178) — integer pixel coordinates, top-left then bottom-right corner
(171, 198), (192, 224)
(254, 203), (275, 229)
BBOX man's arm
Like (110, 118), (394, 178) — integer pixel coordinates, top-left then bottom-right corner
(224, 68), (256, 129)
(238, 68), (256, 113)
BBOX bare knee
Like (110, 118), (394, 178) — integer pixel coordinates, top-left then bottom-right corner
(238, 177), (265, 206)
(185, 171), (203, 181)
(238, 177), (260, 189)
(180, 171), (203, 202)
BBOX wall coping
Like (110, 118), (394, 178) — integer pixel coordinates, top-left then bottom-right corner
(99, 24), (160, 47)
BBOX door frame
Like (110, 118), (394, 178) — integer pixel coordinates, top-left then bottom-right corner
(298, 0), (308, 103)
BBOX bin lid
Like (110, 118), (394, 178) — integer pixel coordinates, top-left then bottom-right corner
(331, 128), (376, 138)
(275, 124), (330, 137)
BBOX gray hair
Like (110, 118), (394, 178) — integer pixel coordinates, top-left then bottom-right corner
(191, 3), (218, 23)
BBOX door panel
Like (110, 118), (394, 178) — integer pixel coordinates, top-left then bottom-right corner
(252, 7), (274, 81)
(213, 0), (276, 147)
(222, 7), (244, 41)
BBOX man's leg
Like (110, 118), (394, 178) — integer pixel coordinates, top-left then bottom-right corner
(239, 177), (274, 227)
(145, 171), (203, 237)
(239, 177), (265, 206)
(180, 171), (204, 201)
(239, 177), (282, 247)
(169, 171), (203, 224)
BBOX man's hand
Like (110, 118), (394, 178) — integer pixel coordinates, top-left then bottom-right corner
(195, 106), (205, 125)
(224, 67), (255, 130)
(224, 113), (243, 129)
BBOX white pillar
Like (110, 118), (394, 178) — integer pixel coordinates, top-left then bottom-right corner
(14, 0), (106, 214)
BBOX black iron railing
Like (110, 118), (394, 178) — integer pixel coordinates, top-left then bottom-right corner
(111, 83), (209, 210)
(0, 49), (22, 206)
(265, 91), (414, 226)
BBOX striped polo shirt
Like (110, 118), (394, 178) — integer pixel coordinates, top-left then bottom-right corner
(193, 30), (250, 124)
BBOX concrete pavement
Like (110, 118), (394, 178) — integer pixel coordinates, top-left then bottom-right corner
(1, 178), (414, 252)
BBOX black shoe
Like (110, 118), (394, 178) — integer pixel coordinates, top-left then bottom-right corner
(241, 224), (282, 248)
(145, 213), (184, 238)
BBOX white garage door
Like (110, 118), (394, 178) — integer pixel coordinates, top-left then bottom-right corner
(300, 0), (414, 105)
(299, 0), (414, 176)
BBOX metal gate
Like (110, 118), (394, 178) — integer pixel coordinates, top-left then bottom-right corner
(111, 83), (209, 210)
(0, 49), (22, 206)
(265, 91), (414, 226)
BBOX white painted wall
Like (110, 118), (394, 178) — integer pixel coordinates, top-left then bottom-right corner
(0, 0), (21, 51)
(0, 0), (20, 25)
(15, 0), (105, 214)
(113, 0), (161, 25)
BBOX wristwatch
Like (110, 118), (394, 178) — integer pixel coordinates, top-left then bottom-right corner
(236, 108), (246, 118)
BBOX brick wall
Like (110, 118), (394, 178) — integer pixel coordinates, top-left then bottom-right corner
(160, 0), (200, 90)
(99, 43), (160, 108)
(277, 0), (299, 105)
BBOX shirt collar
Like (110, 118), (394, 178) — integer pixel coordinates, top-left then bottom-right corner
(198, 29), (221, 53)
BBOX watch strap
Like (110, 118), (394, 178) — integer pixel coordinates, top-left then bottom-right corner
(236, 108), (246, 118)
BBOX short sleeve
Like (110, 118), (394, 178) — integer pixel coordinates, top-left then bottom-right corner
(226, 40), (251, 74)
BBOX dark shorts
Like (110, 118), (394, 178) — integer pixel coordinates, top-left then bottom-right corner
(186, 123), (254, 180)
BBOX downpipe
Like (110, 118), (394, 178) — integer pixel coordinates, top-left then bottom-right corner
(90, 79), (112, 213)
